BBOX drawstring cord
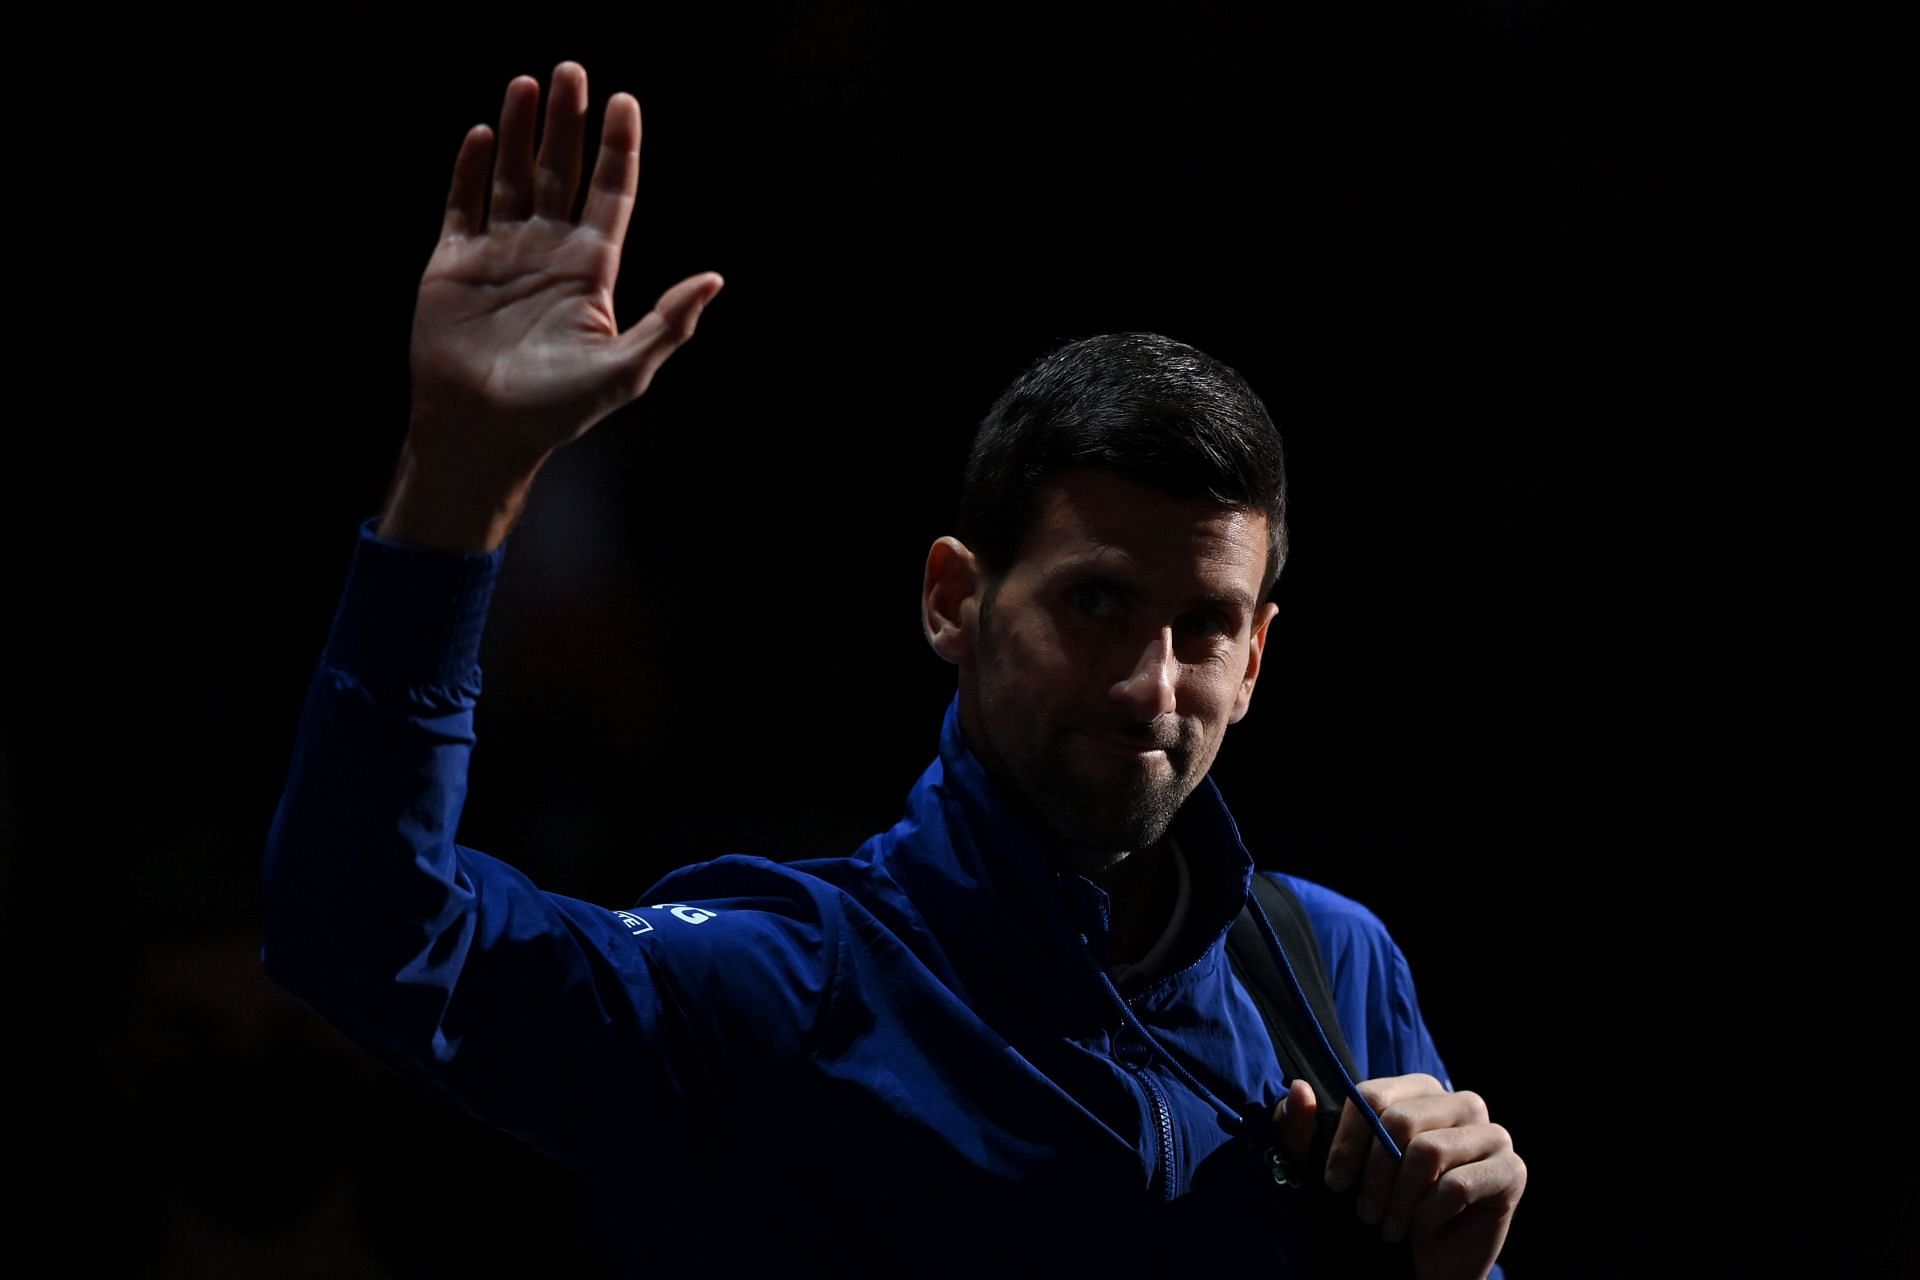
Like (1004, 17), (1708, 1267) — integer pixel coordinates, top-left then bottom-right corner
(1084, 939), (1249, 1134)
(1244, 890), (1404, 1162)
(1081, 886), (1406, 1163)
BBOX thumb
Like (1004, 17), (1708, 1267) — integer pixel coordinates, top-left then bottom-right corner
(1272, 1077), (1318, 1165)
(611, 271), (725, 400)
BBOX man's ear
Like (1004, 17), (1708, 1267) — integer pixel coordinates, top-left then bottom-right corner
(1229, 601), (1280, 723)
(923, 536), (982, 665)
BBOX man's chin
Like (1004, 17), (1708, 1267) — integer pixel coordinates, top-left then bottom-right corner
(978, 737), (1190, 861)
(1033, 780), (1186, 863)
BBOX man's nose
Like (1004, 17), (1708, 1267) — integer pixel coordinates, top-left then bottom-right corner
(1110, 628), (1178, 720)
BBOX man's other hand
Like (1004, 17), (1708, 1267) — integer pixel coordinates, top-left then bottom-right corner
(1273, 1074), (1525, 1280)
(383, 62), (723, 551)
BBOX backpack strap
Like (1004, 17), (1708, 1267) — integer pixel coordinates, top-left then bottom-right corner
(1227, 873), (1416, 1277)
(1227, 871), (1363, 1129)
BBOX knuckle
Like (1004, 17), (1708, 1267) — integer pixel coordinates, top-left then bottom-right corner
(1402, 1133), (1446, 1183)
(663, 312), (696, 345)
(1364, 1072), (1441, 1109)
(1453, 1089), (1487, 1120)
(1360, 1075), (1398, 1103)
(1507, 1152), (1530, 1198)
(1488, 1122), (1514, 1151)
(1431, 1166), (1474, 1215)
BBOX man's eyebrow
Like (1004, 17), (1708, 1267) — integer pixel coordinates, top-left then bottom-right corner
(1049, 559), (1254, 615)
(1048, 552), (1138, 585)
(1060, 570), (1142, 600)
(1192, 589), (1256, 616)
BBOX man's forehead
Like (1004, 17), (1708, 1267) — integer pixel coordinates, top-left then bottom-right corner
(1017, 470), (1268, 589)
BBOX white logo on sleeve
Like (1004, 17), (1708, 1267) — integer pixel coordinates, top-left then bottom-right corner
(613, 904), (720, 936)
(653, 903), (719, 925)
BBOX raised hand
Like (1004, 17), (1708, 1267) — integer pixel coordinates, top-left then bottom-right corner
(382, 63), (723, 551)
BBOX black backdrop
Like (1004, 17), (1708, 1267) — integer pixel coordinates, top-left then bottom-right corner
(11, 5), (1912, 1275)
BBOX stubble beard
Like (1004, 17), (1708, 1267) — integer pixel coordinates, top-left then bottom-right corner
(976, 705), (1202, 871)
(970, 584), (1203, 869)
(1032, 734), (1191, 859)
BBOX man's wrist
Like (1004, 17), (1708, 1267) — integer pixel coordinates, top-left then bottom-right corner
(377, 435), (550, 553)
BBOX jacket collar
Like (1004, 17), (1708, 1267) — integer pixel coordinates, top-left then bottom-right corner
(876, 698), (1257, 1030)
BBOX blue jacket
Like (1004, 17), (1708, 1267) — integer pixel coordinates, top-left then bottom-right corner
(263, 521), (1465, 1273)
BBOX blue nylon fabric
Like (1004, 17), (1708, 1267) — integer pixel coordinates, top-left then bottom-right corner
(263, 518), (1483, 1271)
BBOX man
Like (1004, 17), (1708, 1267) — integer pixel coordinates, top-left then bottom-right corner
(262, 63), (1524, 1275)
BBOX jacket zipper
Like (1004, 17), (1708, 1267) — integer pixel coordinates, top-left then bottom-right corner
(1132, 1061), (1178, 1201)
(1079, 923), (1232, 1203)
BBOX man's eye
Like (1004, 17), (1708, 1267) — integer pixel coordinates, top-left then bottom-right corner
(1071, 585), (1118, 617)
(1180, 614), (1228, 639)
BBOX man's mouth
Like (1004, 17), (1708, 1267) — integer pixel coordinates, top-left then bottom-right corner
(1073, 728), (1176, 758)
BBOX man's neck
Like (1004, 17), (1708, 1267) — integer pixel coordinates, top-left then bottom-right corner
(1092, 840), (1179, 966)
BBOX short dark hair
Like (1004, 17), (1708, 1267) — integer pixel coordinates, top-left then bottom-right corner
(957, 332), (1288, 596)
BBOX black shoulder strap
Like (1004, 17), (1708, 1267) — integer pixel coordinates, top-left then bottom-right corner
(1226, 874), (1419, 1278)
(1225, 873), (1362, 1140)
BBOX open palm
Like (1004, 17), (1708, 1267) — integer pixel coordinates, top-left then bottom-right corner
(406, 63), (722, 473)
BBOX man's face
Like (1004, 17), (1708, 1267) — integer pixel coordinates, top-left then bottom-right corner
(947, 469), (1278, 867)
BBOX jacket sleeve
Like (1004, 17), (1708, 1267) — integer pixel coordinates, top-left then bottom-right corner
(260, 520), (832, 1176)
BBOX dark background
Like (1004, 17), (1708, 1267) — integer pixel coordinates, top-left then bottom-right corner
(11, 3), (1912, 1275)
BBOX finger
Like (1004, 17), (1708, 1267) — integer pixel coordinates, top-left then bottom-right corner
(1355, 1126), (1399, 1228)
(581, 92), (641, 242)
(1324, 1097), (1372, 1192)
(490, 75), (540, 224)
(1409, 1147), (1527, 1243)
(610, 272), (725, 400)
(1271, 1079), (1317, 1165)
(442, 124), (495, 238)
(1381, 1089), (1490, 1142)
(534, 61), (588, 220)
(1359, 1091), (1489, 1236)
(1382, 1121), (1514, 1245)
(1325, 1074), (1451, 1192)
(1365, 1090), (1489, 1218)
